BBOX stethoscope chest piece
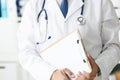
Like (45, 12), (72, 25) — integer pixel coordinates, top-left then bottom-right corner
(77, 16), (86, 25)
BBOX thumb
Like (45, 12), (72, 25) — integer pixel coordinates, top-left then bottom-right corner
(87, 54), (95, 68)
(63, 68), (75, 78)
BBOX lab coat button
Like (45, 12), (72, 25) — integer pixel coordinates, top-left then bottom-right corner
(36, 42), (40, 45)
(48, 36), (51, 39)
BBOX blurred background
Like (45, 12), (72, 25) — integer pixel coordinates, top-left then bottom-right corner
(0, 0), (120, 80)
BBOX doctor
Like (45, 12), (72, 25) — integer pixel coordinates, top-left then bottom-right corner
(17, 0), (120, 80)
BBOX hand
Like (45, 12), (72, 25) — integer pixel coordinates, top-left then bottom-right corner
(76, 54), (99, 80)
(51, 68), (75, 80)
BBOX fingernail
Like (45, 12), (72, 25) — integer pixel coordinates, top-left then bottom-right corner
(71, 74), (75, 78)
(79, 71), (81, 74)
(83, 71), (86, 74)
(87, 54), (90, 57)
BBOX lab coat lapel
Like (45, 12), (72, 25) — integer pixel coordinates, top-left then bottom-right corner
(66, 0), (84, 19)
(46, 0), (66, 35)
(47, 0), (65, 20)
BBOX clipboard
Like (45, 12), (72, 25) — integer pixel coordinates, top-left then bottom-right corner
(39, 29), (92, 75)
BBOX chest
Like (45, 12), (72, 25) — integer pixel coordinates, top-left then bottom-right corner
(34, 0), (102, 52)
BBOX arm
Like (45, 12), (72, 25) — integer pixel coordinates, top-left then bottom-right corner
(17, 1), (57, 80)
(76, 0), (120, 80)
(95, 0), (120, 79)
(96, 19), (120, 79)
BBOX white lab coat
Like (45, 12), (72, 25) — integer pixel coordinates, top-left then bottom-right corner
(17, 0), (120, 80)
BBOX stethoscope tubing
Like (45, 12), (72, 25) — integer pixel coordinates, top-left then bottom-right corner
(37, 0), (85, 22)
(81, 0), (85, 15)
(36, 0), (85, 44)
(37, 0), (48, 22)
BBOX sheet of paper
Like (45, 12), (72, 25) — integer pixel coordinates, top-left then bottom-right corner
(39, 29), (92, 75)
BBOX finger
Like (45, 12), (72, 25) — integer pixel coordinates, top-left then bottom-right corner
(82, 71), (91, 79)
(77, 72), (94, 80)
(87, 54), (95, 68)
(60, 70), (70, 80)
(63, 68), (75, 78)
(87, 54), (99, 74)
(51, 70), (68, 80)
(76, 72), (86, 80)
(83, 71), (96, 80)
(87, 54), (95, 62)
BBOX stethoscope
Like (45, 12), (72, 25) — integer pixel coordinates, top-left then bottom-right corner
(36, 0), (86, 44)
(77, 0), (86, 25)
(37, 0), (86, 24)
